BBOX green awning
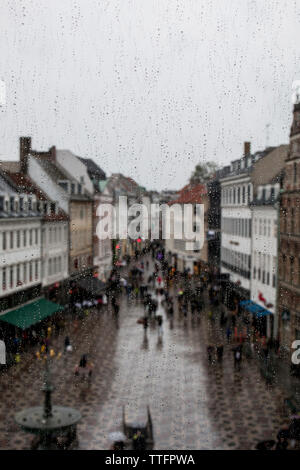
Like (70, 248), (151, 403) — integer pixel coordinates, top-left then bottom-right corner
(0, 298), (64, 330)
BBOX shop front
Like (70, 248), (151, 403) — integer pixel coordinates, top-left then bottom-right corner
(240, 300), (274, 339)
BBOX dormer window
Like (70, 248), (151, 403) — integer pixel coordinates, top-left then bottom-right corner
(19, 197), (24, 212)
(10, 197), (14, 212)
(270, 187), (275, 202)
(78, 184), (82, 194)
(71, 183), (75, 194)
(58, 181), (69, 193)
(28, 197), (32, 211)
(50, 202), (56, 215)
(44, 202), (48, 215)
(15, 200), (19, 212)
(0, 197), (4, 212)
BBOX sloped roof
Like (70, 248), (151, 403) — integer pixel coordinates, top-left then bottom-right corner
(3, 172), (47, 200)
(78, 157), (106, 179)
(32, 154), (92, 201)
(1, 171), (68, 221)
(106, 173), (142, 197)
(169, 183), (207, 205)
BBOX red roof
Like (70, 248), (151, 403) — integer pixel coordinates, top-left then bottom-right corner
(169, 183), (207, 205)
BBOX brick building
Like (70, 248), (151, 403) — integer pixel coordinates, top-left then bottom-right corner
(278, 102), (300, 352)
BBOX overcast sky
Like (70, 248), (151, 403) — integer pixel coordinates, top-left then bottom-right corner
(0, 0), (300, 190)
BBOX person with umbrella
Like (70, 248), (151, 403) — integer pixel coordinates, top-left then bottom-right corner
(109, 431), (126, 450)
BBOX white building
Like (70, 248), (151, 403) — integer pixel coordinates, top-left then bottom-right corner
(0, 174), (42, 311)
(165, 183), (209, 274)
(220, 155), (253, 301)
(55, 151), (113, 281)
(220, 142), (288, 337)
(0, 170), (69, 300)
(250, 182), (280, 338)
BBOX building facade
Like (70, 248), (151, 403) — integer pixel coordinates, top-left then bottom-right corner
(165, 183), (209, 274)
(278, 102), (300, 351)
(220, 143), (254, 307)
(0, 173), (42, 314)
(250, 182), (281, 338)
(20, 138), (94, 281)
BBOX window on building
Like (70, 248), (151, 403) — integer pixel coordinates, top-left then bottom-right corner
(2, 232), (6, 251)
(291, 209), (295, 234)
(16, 230), (20, 248)
(270, 187), (275, 202)
(58, 181), (68, 192)
(10, 231), (13, 249)
(23, 230), (27, 247)
(10, 267), (13, 288)
(23, 263), (27, 283)
(16, 265), (20, 286)
(290, 256), (295, 284)
(50, 203), (56, 215)
(2, 268), (6, 291)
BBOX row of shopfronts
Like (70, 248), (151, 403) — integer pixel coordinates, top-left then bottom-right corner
(0, 265), (108, 366)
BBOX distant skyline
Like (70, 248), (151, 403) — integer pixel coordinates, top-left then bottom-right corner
(1, 0), (300, 190)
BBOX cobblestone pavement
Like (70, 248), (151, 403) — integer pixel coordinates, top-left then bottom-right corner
(0, 257), (289, 450)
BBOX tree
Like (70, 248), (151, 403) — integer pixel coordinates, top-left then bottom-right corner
(190, 161), (220, 184)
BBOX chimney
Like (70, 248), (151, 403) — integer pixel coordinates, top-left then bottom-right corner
(49, 145), (56, 162)
(244, 141), (251, 156)
(20, 136), (31, 174)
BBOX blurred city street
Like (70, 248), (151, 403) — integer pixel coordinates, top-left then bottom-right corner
(0, 256), (288, 450)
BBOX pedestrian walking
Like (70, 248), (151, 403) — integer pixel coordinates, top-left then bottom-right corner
(233, 346), (242, 371)
(226, 326), (232, 343)
(113, 302), (120, 316)
(220, 311), (226, 326)
(207, 345), (214, 363)
(216, 344), (224, 362)
(64, 336), (70, 353)
(157, 315), (163, 337)
(143, 316), (149, 331)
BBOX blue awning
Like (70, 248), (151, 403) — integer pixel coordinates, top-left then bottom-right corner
(239, 300), (272, 318)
